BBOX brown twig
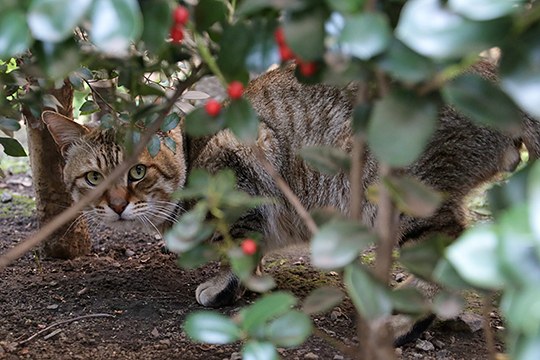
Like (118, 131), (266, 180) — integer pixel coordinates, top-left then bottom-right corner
(350, 136), (366, 221)
(483, 295), (497, 360)
(253, 148), (318, 235)
(0, 65), (205, 271)
(18, 313), (115, 345)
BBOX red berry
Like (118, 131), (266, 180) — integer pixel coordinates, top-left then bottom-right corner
(241, 239), (257, 255)
(274, 27), (285, 46)
(227, 81), (244, 100)
(173, 6), (189, 25)
(279, 45), (295, 62)
(205, 99), (221, 117)
(299, 61), (317, 77)
(170, 25), (184, 43)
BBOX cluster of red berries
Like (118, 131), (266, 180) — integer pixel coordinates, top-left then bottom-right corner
(170, 5), (189, 43)
(241, 238), (257, 256)
(274, 27), (317, 77)
(204, 81), (245, 117)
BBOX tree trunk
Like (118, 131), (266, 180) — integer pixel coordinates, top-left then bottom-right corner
(25, 81), (90, 259)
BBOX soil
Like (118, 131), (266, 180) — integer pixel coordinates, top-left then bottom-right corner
(0, 173), (504, 360)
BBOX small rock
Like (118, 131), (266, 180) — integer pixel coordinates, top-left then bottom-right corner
(1, 192), (12, 203)
(151, 327), (160, 338)
(159, 339), (171, 346)
(394, 348), (403, 356)
(77, 287), (88, 296)
(333, 355), (344, 360)
(433, 339), (445, 349)
(125, 249), (135, 257)
(443, 313), (484, 333)
(304, 353), (319, 359)
(436, 349), (451, 360)
(46, 304), (59, 310)
(394, 272), (407, 282)
(415, 339), (435, 352)
(230, 352), (242, 360)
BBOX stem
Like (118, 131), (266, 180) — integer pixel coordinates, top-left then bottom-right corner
(0, 65), (205, 271)
(483, 295), (497, 360)
(194, 33), (228, 86)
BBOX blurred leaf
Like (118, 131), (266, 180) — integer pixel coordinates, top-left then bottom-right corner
(28, 0), (92, 42)
(0, 137), (27, 157)
(164, 203), (214, 253)
(0, 117), (21, 132)
(163, 136), (177, 153)
(344, 264), (392, 320)
(338, 12), (391, 60)
(378, 40), (436, 83)
(442, 74), (522, 133)
(245, 19), (280, 74)
(352, 104), (371, 134)
(502, 287), (540, 337)
(176, 244), (218, 269)
(229, 246), (257, 281)
(507, 321), (540, 360)
(298, 146), (351, 175)
(224, 98), (259, 142)
(432, 290), (464, 320)
(79, 100), (100, 115)
(243, 340), (279, 360)
(147, 134), (161, 157)
(161, 113), (180, 132)
(368, 89), (437, 167)
(241, 292), (297, 334)
(302, 286), (344, 315)
(448, 0), (524, 21)
(265, 310), (312, 347)
(326, 0), (365, 13)
(400, 236), (449, 280)
(185, 107), (226, 137)
(396, 0), (508, 59)
(390, 288), (429, 315)
(311, 219), (374, 270)
(184, 311), (242, 344)
(89, 0), (143, 55)
(0, 10), (32, 59)
(218, 23), (252, 82)
(283, 9), (326, 61)
(384, 175), (442, 218)
(446, 224), (506, 290)
(243, 274), (276, 293)
(140, 0), (171, 53)
(488, 165), (530, 216)
(195, 0), (227, 32)
(500, 25), (540, 119)
(432, 258), (473, 290)
(528, 163), (540, 241)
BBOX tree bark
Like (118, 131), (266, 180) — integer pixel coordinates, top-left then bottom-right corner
(24, 81), (90, 259)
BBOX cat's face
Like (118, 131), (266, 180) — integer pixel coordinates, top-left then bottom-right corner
(43, 111), (186, 233)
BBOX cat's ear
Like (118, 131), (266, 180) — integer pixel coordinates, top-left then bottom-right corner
(42, 111), (89, 155)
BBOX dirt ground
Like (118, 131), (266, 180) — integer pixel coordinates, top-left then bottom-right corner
(0, 173), (504, 360)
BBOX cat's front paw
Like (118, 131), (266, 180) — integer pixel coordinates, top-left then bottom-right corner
(195, 271), (244, 307)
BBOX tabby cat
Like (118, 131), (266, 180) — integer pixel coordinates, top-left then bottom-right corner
(44, 63), (539, 343)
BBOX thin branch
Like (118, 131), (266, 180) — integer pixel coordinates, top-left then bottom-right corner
(483, 295), (497, 360)
(0, 65), (205, 271)
(18, 313), (115, 345)
(253, 148), (318, 235)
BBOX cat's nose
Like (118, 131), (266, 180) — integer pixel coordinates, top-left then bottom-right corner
(109, 197), (128, 215)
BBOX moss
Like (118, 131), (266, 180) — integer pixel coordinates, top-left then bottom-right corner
(0, 190), (35, 218)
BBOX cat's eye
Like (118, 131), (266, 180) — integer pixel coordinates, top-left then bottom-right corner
(85, 171), (103, 186)
(128, 164), (146, 182)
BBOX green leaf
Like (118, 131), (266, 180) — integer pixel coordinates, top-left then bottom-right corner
(164, 203), (214, 253)
(163, 136), (177, 153)
(184, 311), (242, 344)
(500, 26), (540, 119)
(218, 23), (252, 82)
(400, 236), (449, 280)
(442, 74), (522, 133)
(161, 113), (180, 132)
(310, 220), (374, 270)
(509, 329), (540, 360)
(176, 244), (218, 269)
(502, 287), (540, 337)
(0, 10), (32, 59)
(28, 0), (92, 42)
(229, 247), (257, 281)
(140, 0), (171, 53)
(378, 40), (436, 84)
(529, 163), (540, 241)
(298, 146), (350, 175)
(367, 89), (437, 167)
(338, 13), (391, 60)
(448, 0), (524, 21)
(245, 19), (280, 74)
(185, 107), (225, 137)
(195, 0), (227, 32)
(147, 134), (160, 157)
(302, 286), (344, 315)
(240, 292), (297, 334)
(243, 274), (276, 293)
(344, 264), (392, 320)
(243, 340), (279, 360)
(432, 258), (473, 290)
(446, 224), (506, 289)
(352, 104), (371, 134)
(283, 9), (326, 61)
(89, 0), (143, 55)
(390, 288), (429, 315)
(0, 117), (21, 132)
(396, 0), (508, 59)
(265, 310), (312, 347)
(384, 175), (442, 218)
(326, 0), (365, 13)
(224, 98), (259, 142)
(79, 100), (100, 115)
(0, 137), (27, 157)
